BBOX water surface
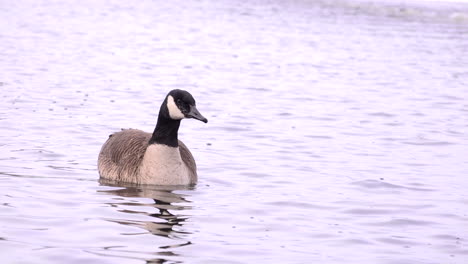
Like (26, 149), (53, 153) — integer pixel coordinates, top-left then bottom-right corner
(1, 0), (468, 263)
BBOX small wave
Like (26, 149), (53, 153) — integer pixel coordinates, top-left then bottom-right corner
(368, 112), (396, 118)
(352, 179), (405, 189)
(305, 135), (334, 139)
(343, 208), (396, 215)
(329, 0), (468, 24)
(352, 179), (434, 192)
(376, 236), (424, 246)
(374, 218), (435, 227)
(402, 140), (454, 146)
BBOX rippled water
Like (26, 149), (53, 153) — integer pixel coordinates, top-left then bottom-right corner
(1, 0), (468, 263)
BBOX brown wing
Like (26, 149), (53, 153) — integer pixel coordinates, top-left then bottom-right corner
(98, 129), (151, 183)
(178, 140), (197, 184)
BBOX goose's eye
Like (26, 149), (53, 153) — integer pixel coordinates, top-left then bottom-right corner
(176, 99), (189, 114)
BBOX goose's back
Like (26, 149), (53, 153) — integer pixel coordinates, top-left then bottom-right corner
(98, 129), (151, 183)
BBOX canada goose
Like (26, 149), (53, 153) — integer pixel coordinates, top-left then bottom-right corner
(98, 89), (208, 185)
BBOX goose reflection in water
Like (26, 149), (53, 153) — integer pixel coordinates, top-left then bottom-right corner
(98, 179), (193, 263)
(99, 179), (193, 237)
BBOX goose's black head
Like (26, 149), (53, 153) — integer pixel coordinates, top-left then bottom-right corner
(165, 89), (208, 123)
(151, 89), (207, 146)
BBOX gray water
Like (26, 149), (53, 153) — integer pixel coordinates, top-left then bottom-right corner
(1, 0), (468, 263)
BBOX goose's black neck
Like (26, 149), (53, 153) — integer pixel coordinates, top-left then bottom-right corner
(149, 99), (180, 147)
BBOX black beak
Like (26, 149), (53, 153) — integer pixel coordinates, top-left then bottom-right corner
(187, 105), (208, 123)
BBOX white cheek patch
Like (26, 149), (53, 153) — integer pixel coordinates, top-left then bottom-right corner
(167, 95), (185, 120)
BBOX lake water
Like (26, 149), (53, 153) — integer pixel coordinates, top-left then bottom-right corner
(1, 0), (468, 263)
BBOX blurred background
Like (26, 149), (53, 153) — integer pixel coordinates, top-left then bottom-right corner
(1, 0), (467, 263)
